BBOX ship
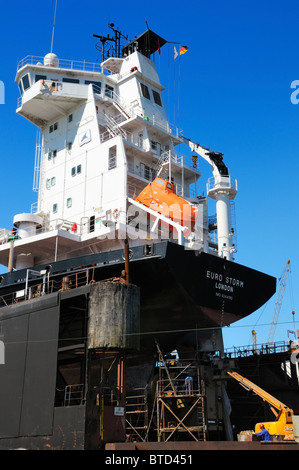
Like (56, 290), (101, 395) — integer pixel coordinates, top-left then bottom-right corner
(0, 25), (279, 450)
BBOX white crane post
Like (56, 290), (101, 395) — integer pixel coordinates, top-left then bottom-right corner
(184, 138), (237, 261)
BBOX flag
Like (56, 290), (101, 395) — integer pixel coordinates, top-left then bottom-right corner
(174, 46), (178, 59)
(180, 45), (188, 55)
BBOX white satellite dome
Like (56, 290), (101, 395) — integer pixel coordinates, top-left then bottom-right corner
(43, 52), (59, 67)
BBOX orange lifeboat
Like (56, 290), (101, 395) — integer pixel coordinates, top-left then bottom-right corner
(134, 177), (198, 236)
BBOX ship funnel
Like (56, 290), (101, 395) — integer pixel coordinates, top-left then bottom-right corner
(43, 53), (59, 67)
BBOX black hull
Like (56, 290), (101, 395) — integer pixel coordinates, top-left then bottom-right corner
(0, 242), (276, 356)
(0, 242), (276, 449)
(0, 241), (276, 330)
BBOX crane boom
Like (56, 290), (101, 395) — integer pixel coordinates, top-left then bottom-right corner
(182, 137), (229, 177)
(227, 371), (291, 414)
(267, 260), (290, 345)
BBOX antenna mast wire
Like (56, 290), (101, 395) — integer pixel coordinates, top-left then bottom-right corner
(50, 0), (58, 54)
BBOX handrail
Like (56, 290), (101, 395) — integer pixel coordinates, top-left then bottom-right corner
(224, 340), (291, 358)
(17, 55), (102, 73)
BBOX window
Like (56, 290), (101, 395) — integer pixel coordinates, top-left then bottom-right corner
(22, 74), (30, 91)
(48, 149), (57, 160)
(67, 142), (72, 151)
(66, 197), (72, 208)
(47, 176), (56, 188)
(152, 90), (162, 106)
(49, 122), (58, 133)
(18, 81), (23, 95)
(35, 74), (47, 82)
(85, 80), (101, 95)
(53, 203), (58, 213)
(105, 84), (114, 99)
(140, 83), (150, 100)
(108, 146), (117, 170)
(71, 164), (82, 176)
(68, 114), (73, 123)
(62, 77), (80, 83)
(140, 163), (154, 181)
(89, 215), (95, 233)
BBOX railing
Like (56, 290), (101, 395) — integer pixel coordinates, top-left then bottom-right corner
(154, 150), (201, 178)
(224, 341), (292, 358)
(17, 55), (102, 73)
(207, 175), (237, 193)
(0, 218), (82, 245)
(17, 79), (89, 109)
(64, 384), (85, 406)
(0, 266), (97, 307)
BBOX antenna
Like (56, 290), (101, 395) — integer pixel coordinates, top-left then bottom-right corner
(50, 0), (58, 54)
(93, 23), (128, 62)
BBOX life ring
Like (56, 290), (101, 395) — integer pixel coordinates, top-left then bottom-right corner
(113, 209), (119, 219)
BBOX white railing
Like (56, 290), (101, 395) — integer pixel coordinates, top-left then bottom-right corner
(154, 150), (201, 177)
(207, 175), (237, 193)
(17, 55), (102, 73)
(0, 218), (82, 245)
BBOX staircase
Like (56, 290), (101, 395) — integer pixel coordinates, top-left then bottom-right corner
(103, 112), (127, 139)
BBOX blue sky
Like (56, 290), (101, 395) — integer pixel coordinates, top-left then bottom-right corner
(0, 0), (298, 350)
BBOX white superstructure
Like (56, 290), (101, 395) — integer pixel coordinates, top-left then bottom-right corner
(0, 29), (237, 271)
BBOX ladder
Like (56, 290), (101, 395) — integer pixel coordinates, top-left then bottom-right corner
(104, 112), (127, 139)
(125, 388), (149, 442)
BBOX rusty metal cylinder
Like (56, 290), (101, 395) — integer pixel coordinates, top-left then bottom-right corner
(88, 281), (140, 350)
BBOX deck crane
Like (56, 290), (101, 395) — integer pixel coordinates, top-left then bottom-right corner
(267, 260), (290, 345)
(182, 137), (237, 261)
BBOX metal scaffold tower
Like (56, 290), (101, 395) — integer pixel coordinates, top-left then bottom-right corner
(155, 342), (207, 442)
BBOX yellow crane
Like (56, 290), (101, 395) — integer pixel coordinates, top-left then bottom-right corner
(227, 370), (294, 440)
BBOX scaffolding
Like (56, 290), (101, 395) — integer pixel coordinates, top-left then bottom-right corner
(125, 387), (149, 442)
(155, 343), (207, 442)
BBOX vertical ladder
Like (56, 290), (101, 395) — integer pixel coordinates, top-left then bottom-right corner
(33, 128), (42, 192)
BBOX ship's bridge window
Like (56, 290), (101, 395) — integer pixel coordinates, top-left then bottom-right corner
(152, 90), (162, 106)
(140, 83), (150, 100)
(18, 81), (23, 95)
(85, 80), (102, 95)
(53, 203), (58, 213)
(66, 197), (72, 208)
(62, 77), (80, 84)
(105, 84), (114, 99)
(22, 74), (30, 91)
(35, 74), (47, 82)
